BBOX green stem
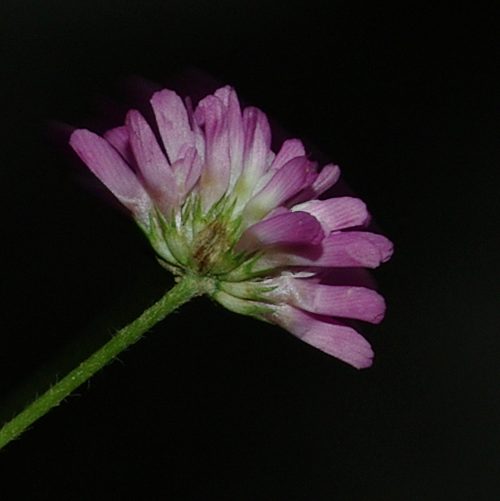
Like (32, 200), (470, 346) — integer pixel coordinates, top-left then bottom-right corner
(0, 275), (203, 450)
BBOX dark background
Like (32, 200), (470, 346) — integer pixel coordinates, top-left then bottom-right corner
(2, 1), (498, 499)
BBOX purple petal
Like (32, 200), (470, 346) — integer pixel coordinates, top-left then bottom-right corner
(195, 94), (231, 207)
(271, 305), (374, 369)
(243, 156), (317, 223)
(103, 126), (135, 166)
(236, 211), (324, 253)
(69, 129), (152, 224)
(214, 86), (245, 183)
(126, 110), (178, 213)
(293, 197), (370, 233)
(313, 267), (378, 289)
(271, 278), (386, 323)
(150, 89), (195, 163)
(257, 231), (393, 269)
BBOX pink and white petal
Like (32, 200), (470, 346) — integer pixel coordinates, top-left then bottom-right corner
(232, 107), (273, 202)
(242, 106), (272, 173)
(262, 206), (291, 219)
(288, 163), (340, 205)
(297, 231), (393, 267)
(243, 156), (317, 224)
(150, 89), (195, 163)
(292, 197), (370, 233)
(195, 94), (231, 208)
(214, 86), (245, 184)
(256, 231), (393, 270)
(270, 139), (306, 171)
(170, 145), (202, 198)
(184, 96), (206, 163)
(103, 126), (135, 166)
(236, 211), (324, 253)
(271, 305), (374, 369)
(69, 129), (152, 224)
(248, 138), (307, 197)
(270, 278), (386, 323)
(126, 110), (178, 212)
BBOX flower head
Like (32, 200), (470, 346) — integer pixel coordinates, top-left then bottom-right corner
(70, 85), (392, 369)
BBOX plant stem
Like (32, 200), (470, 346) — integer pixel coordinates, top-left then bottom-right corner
(0, 275), (202, 450)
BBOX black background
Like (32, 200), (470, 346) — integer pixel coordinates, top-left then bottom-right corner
(2, 1), (499, 499)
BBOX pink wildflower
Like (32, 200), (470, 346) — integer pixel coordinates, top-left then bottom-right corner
(70, 85), (392, 369)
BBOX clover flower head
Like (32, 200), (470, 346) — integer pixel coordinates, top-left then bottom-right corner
(70, 85), (393, 369)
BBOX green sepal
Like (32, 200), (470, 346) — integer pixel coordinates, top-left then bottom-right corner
(218, 280), (278, 302)
(212, 290), (274, 320)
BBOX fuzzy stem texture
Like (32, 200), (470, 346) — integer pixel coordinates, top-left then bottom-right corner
(0, 275), (203, 450)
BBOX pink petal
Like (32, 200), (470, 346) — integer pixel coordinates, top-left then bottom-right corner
(195, 94), (231, 208)
(293, 197), (370, 233)
(214, 86), (245, 184)
(271, 305), (374, 369)
(150, 89), (195, 163)
(69, 129), (152, 224)
(289, 163), (340, 205)
(257, 231), (393, 269)
(243, 156), (317, 223)
(103, 126), (135, 166)
(236, 211), (324, 253)
(271, 278), (386, 323)
(270, 139), (306, 171)
(311, 163), (341, 195)
(126, 110), (178, 213)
